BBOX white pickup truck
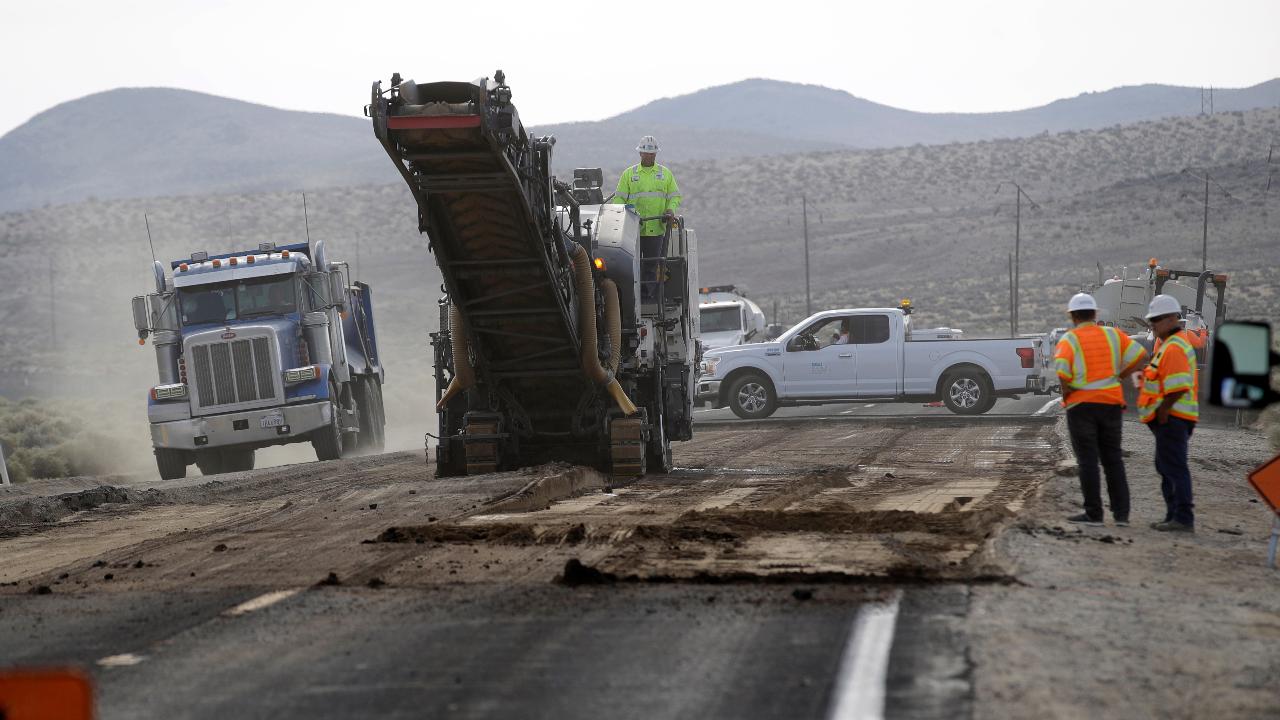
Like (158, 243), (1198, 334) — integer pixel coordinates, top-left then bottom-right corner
(697, 307), (1050, 418)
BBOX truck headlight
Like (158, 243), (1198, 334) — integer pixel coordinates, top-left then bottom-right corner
(700, 357), (721, 377)
(284, 365), (320, 383)
(151, 383), (188, 401)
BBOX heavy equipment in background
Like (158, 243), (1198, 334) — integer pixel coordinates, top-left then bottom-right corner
(1091, 258), (1228, 337)
(132, 241), (385, 479)
(698, 285), (767, 351)
(368, 70), (699, 477)
(1038, 259), (1229, 392)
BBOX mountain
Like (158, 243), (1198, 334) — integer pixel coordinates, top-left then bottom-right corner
(589, 77), (1280, 152)
(0, 88), (398, 213)
(3, 78), (1279, 213)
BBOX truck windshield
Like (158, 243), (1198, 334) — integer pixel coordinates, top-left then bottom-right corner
(178, 276), (297, 325)
(702, 306), (742, 333)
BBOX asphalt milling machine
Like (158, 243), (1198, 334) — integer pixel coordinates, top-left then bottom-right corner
(369, 70), (700, 478)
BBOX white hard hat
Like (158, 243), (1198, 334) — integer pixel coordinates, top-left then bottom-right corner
(1145, 294), (1182, 320)
(636, 135), (659, 153)
(1067, 293), (1098, 312)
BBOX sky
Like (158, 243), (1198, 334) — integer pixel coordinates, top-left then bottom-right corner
(2, 0), (1278, 138)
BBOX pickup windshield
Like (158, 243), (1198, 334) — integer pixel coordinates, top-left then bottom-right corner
(179, 276), (297, 325)
(702, 306), (742, 333)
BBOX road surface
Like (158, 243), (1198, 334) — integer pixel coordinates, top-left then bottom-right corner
(1, 401), (1061, 719)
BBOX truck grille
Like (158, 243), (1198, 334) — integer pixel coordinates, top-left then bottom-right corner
(191, 337), (278, 409)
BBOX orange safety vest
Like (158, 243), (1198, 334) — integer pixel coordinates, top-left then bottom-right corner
(1138, 330), (1199, 423)
(1054, 323), (1147, 408)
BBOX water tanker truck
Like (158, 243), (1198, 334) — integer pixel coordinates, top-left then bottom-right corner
(131, 241), (385, 479)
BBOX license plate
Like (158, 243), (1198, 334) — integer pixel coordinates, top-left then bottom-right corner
(260, 414), (286, 429)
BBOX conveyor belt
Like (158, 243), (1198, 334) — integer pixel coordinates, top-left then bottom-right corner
(371, 73), (590, 437)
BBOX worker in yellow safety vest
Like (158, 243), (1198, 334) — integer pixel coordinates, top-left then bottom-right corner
(1137, 294), (1200, 532)
(613, 136), (682, 298)
(1054, 292), (1149, 527)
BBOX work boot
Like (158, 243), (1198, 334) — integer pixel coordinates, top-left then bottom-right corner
(1066, 513), (1103, 526)
(1153, 520), (1194, 533)
(1114, 518), (1130, 527)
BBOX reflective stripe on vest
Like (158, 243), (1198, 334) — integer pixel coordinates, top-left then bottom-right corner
(1138, 333), (1199, 422)
(1060, 324), (1126, 406)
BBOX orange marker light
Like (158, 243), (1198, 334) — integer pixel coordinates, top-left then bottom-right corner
(1149, 257), (1159, 267)
(593, 257), (605, 270)
(179, 263), (188, 272)
(246, 255), (256, 263)
(230, 257), (238, 266)
(281, 250), (290, 258)
(212, 259), (221, 268)
(138, 338), (146, 346)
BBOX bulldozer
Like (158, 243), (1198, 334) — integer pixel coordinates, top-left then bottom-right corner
(368, 70), (700, 477)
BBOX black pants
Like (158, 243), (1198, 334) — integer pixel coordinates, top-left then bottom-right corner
(1148, 417), (1195, 526)
(1066, 403), (1129, 521)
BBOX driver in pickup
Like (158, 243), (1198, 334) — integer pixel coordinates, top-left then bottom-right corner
(832, 319), (851, 345)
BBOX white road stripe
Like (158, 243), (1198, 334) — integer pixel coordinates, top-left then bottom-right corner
(840, 409), (859, 415)
(827, 590), (903, 720)
(863, 404), (876, 408)
(1033, 399), (1060, 416)
(222, 588), (302, 617)
(97, 653), (145, 668)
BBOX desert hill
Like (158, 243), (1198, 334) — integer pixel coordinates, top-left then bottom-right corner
(4, 78), (1278, 212)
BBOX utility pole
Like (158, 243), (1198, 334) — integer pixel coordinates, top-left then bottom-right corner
(49, 256), (56, 352)
(1014, 191), (1021, 334)
(1008, 253), (1015, 337)
(995, 182), (1039, 335)
(1180, 167), (1227, 272)
(802, 194), (811, 317)
(1201, 172), (1210, 272)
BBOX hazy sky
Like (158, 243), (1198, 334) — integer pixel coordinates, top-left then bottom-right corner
(3, 0), (1277, 137)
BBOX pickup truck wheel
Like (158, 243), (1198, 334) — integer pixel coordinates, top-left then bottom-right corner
(943, 371), (994, 415)
(728, 373), (777, 420)
(155, 448), (188, 480)
(312, 386), (345, 461)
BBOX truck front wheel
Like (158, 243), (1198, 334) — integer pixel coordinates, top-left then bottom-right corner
(222, 449), (255, 472)
(312, 386), (345, 461)
(195, 450), (224, 476)
(727, 373), (777, 420)
(155, 448), (188, 480)
(942, 371), (996, 415)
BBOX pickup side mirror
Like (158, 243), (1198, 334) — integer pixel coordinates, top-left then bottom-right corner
(1210, 321), (1280, 408)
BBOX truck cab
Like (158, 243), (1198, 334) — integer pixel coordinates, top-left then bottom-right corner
(698, 285), (766, 351)
(132, 241), (385, 479)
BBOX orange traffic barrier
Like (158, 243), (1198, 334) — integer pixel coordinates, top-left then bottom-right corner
(0, 669), (94, 719)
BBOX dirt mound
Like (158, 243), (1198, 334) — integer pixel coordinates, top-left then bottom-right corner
(0, 484), (170, 531)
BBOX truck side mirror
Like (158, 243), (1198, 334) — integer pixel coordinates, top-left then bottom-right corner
(328, 270), (348, 312)
(1209, 321), (1280, 408)
(131, 296), (150, 338)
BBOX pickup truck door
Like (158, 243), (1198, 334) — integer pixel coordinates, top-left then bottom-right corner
(781, 315), (857, 397)
(853, 313), (899, 396)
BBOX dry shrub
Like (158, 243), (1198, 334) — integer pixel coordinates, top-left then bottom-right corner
(0, 397), (124, 482)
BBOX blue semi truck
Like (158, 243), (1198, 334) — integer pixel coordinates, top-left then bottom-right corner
(131, 240), (385, 479)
